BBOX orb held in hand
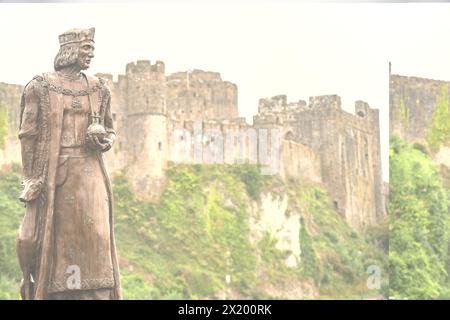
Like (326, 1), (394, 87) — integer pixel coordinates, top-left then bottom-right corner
(86, 119), (108, 142)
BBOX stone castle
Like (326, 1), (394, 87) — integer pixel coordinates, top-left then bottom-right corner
(0, 59), (386, 230)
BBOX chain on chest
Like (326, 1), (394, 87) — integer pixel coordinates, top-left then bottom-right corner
(61, 92), (103, 116)
(34, 74), (105, 119)
(62, 95), (90, 114)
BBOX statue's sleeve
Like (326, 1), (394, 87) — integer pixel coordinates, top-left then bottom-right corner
(102, 84), (116, 138)
(19, 80), (40, 140)
(19, 80), (40, 179)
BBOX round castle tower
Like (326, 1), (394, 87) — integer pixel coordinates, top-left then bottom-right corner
(124, 60), (169, 201)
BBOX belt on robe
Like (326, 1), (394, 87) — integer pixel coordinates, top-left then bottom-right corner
(59, 146), (91, 157)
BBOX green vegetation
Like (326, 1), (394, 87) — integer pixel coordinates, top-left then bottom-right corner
(427, 84), (450, 151)
(114, 164), (258, 299)
(0, 163), (386, 299)
(0, 163), (24, 300)
(291, 180), (388, 298)
(389, 136), (450, 299)
(115, 164), (386, 299)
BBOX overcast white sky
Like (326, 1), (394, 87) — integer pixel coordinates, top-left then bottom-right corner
(2, 2), (450, 181)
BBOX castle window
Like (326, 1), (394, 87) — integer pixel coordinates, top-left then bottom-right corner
(284, 131), (294, 140)
(158, 142), (162, 150)
(112, 113), (117, 121)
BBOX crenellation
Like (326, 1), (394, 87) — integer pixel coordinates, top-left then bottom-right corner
(125, 61), (137, 74)
(135, 60), (152, 72)
(355, 100), (370, 118)
(309, 94), (341, 110)
(190, 69), (222, 82)
(258, 95), (287, 113)
(287, 100), (308, 112)
(152, 60), (165, 73)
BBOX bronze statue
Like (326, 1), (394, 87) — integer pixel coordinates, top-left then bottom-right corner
(16, 28), (121, 300)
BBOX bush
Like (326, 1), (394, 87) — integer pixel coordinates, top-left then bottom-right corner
(389, 137), (450, 299)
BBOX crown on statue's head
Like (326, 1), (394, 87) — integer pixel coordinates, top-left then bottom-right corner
(58, 27), (95, 46)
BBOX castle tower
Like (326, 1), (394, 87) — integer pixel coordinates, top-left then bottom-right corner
(123, 60), (169, 201)
(126, 60), (166, 115)
(166, 70), (238, 120)
(254, 94), (385, 229)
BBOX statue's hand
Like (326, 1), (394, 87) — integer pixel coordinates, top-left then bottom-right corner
(100, 137), (113, 152)
(19, 178), (43, 203)
(86, 133), (114, 152)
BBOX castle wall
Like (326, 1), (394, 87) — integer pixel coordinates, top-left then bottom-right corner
(95, 73), (127, 174)
(167, 118), (278, 173)
(390, 74), (450, 143)
(0, 82), (24, 169)
(279, 139), (321, 183)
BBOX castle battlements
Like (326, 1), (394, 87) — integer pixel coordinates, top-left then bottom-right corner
(126, 60), (165, 75)
(168, 70), (222, 83)
(254, 95), (378, 134)
(309, 94), (341, 110)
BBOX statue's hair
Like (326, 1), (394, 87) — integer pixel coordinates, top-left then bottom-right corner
(54, 44), (79, 71)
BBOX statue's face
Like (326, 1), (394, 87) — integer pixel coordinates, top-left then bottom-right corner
(77, 40), (95, 70)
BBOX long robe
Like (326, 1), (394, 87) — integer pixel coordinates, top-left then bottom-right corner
(17, 72), (121, 300)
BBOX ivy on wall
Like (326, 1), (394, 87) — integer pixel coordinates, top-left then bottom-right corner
(427, 84), (450, 151)
(400, 96), (409, 130)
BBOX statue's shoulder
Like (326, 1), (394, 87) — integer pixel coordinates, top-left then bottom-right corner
(31, 72), (57, 82)
(83, 73), (111, 96)
(22, 72), (50, 96)
(83, 73), (107, 87)
(25, 72), (56, 90)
